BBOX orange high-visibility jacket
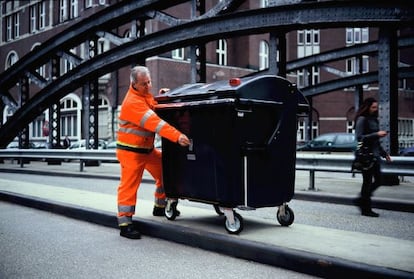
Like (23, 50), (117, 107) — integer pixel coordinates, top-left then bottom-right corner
(117, 85), (181, 151)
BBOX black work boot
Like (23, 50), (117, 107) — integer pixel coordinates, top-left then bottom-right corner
(120, 224), (141, 239)
(361, 210), (380, 217)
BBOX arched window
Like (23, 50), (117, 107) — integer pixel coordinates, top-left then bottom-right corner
(5, 51), (18, 69)
(60, 93), (81, 140)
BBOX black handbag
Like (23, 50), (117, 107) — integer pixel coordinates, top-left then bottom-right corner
(352, 142), (375, 171)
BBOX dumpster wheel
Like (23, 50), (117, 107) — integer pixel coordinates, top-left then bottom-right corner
(276, 204), (294, 226)
(224, 211), (244, 234)
(165, 200), (179, 221)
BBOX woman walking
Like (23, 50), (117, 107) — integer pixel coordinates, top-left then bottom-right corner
(354, 97), (391, 217)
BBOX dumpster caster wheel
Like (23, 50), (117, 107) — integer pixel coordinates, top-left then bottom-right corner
(224, 212), (243, 234)
(165, 201), (179, 221)
(213, 205), (224, 216)
(277, 205), (294, 226)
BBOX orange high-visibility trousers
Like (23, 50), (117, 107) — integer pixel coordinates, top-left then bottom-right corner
(116, 148), (165, 225)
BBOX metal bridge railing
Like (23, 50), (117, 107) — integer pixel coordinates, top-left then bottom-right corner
(1, 150), (413, 190)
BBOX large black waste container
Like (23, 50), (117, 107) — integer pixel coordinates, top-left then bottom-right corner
(155, 75), (309, 234)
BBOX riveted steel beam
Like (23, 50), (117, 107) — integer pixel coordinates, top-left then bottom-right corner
(0, 1), (413, 147)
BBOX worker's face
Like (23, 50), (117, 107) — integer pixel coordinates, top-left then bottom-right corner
(369, 102), (379, 117)
(134, 74), (152, 94)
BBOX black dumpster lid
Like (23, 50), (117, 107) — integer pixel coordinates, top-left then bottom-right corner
(155, 75), (308, 109)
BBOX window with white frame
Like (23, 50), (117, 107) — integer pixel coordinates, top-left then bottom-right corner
(216, 39), (227, 66)
(70, 0), (79, 19)
(61, 48), (76, 74)
(60, 96), (79, 138)
(98, 38), (108, 54)
(98, 96), (110, 139)
(347, 120), (354, 134)
(85, 0), (93, 8)
(13, 13), (19, 38)
(172, 48), (185, 60)
(31, 114), (48, 138)
(30, 5), (37, 33)
(99, 0), (106, 5)
(39, 1), (46, 29)
(259, 40), (269, 70)
(346, 56), (369, 74)
(297, 30), (320, 87)
(60, 0), (68, 22)
(6, 52), (18, 69)
(6, 16), (12, 41)
(297, 120), (306, 142)
(297, 119), (319, 142)
(346, 28), (369, 45)
(260, 0), (269, 8)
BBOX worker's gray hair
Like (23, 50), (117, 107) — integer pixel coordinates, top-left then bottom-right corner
(130, 66), (150, 84)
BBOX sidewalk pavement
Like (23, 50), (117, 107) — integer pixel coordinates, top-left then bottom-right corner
(1, 160), (413, 278)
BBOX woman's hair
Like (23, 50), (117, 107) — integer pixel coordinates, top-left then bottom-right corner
(354, 97), (377, 122)
(130, 66), (150, 84)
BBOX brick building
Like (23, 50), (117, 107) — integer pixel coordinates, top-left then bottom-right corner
(1, 0), (413, 149)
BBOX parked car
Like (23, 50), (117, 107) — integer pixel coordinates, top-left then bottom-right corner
(296, 133), (357, 152)
(399, 146), (414, 156)
(106, 141), (116, 149)
(69, 139), (107, 150)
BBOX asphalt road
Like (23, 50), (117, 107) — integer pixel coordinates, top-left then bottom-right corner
(0, 202), (318, 279)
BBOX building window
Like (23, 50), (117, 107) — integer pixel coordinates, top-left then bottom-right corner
(260, 0), (269, 8)
(13, 13), (19, 38)
(31, 114), (48, 139)
(99, 0), (106, 5)
(259, 40), (269, 70)
(297, 30), (320, 58)
(85, 0), (93, 8)
(297, 30), (320, 87)
(60, 96), (80, 138)
(30, 5), (37, 33)
(61, 48), (76, 74)
(346, 28), (369, 45)
(6, 16), (12, 41)
(297, 67), (319, 88)
(216, 39), (227, 66)
(70, 0), (79, 19)
(60, 0), (68, 22)
(346, 56), (369, 74)
(39, 1), (46, 29)
(5, 13), (20, 41)
(347, 121), (354, 133)
(172, 48), (185, 60)
(6, 52), (18, 69)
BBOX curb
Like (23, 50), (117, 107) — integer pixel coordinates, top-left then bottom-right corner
(0, 191), (412, 279)
(1, 167), (413, 213)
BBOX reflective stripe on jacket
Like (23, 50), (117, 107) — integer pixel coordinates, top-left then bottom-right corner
(117, 85), (182, 150)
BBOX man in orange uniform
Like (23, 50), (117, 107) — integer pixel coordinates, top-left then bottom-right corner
(116, 66), (190, 239)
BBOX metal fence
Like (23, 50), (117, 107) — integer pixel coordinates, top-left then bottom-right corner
(1, 149), (413, 190)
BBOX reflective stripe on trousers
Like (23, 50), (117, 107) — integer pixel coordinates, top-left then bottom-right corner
(116, 148), (166, 225)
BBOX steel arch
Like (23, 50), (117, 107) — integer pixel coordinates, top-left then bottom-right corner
(0, 0), (413, 147)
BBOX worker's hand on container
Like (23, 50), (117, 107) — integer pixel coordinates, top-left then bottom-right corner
(178, 134), (191, 146)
